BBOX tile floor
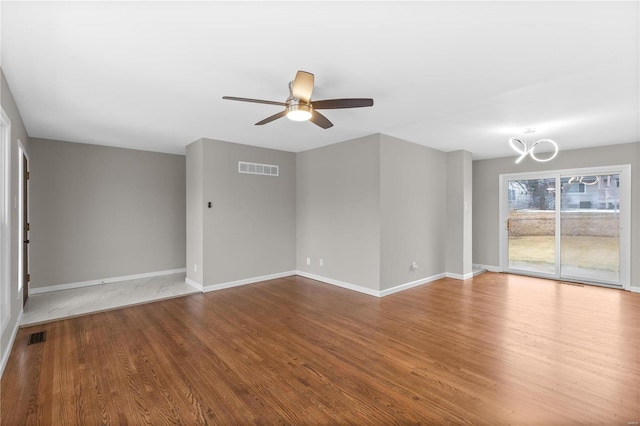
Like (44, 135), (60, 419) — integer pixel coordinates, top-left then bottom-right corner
(21, 273), (200, 326)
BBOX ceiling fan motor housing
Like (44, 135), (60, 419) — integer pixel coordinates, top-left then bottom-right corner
(286, 97), (313, 121)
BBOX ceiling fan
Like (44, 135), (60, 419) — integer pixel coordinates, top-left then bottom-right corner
(223, 70), (374, 129)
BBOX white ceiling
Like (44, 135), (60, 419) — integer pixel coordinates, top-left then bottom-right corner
(1, 1), (638, 159)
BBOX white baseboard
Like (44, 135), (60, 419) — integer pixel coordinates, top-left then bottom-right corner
(472, 263), (502, 273)
(202, 271), (296, 293)
(1, 309), (23, 379)
(446, 272), (475, 280)
(296, 271), (451, 297)
(29, 268), (187, 295)
(630, 286), (640, 294)
(185, 278), (204, 292)
(295, 271), (381, 297)
(379, 273), (446, 297)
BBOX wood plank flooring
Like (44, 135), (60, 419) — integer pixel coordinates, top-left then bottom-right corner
(2, 273), (639, 424)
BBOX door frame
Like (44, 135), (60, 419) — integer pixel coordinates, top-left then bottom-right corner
(499, 164), (631, 290)
(18, 140), (29, 306)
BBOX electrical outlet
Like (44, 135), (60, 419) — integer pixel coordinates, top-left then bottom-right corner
(194, 264), (197, 272)
(319, 259), (324, 267)
(306, 257), (311, 266)
(411, 262), (419, 271)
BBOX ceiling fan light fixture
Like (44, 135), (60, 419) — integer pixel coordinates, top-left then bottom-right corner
(286, 103), (312, 121)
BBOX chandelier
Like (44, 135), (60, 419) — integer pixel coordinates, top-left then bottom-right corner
(509, 128), (559, 164)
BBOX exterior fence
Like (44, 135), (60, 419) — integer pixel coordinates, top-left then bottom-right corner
(508, 210), (619, 237)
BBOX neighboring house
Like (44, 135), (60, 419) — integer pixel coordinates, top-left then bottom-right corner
(562, 175), (619, 210)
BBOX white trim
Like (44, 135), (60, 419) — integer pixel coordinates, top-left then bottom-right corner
(618, 166), (631, 290)
(29, 268), (187, 295)
(202, 271), (296, 293)
(554, 173), (561, 278)
(0, 107), (11, 333)
(1, 308), (23, 379)
(296, 271), (451, 297)
(185, 278), (204, 292)
(629, 287), (640, 294)
(295, 271), (381, 297)
(445, 272), (475, 280)
(379, 273), (446, 297)
(472, 263), (502, 273)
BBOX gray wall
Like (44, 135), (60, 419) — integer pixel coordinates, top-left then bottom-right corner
(29, 138), (186, 288)
(379, 135), (447, 290)
(445, 150), (473, 277)
(186, 139), (204, 284)
(189, 138), (296, 286)
(297, 134), (470, 291)
(297, 135), (381, 290)
(473, 142), (639, 289)
(1, 69), (30, 373)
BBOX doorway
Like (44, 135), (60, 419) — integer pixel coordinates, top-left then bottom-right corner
(500, 165), (630, 289)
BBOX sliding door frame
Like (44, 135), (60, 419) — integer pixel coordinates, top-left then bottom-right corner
(499, 164), (631, 290)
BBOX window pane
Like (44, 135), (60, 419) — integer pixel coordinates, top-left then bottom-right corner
(508, 178), (556, 274)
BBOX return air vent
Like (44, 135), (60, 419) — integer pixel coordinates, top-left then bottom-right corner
(238, 161), (279, 177)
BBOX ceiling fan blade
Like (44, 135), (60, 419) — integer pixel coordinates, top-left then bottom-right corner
(255, 110), (287, 126)
(311, 98), (374, 109)
(291, 71), (314, 102)
(223, 96), (286, 106)
(310, 110), (333, 129)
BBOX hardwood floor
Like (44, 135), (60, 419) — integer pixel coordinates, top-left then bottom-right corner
(2, 273), (639, 424)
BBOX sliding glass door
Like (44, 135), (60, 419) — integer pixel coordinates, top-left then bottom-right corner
(501, 166), (629, 289)
(560, 174), (620, 284)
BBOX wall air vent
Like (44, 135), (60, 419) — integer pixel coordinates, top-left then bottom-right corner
(238, 161), (279, 177)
